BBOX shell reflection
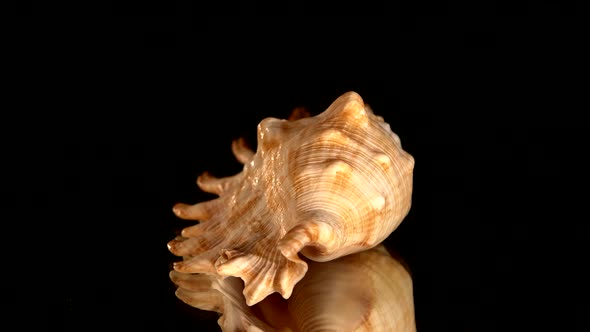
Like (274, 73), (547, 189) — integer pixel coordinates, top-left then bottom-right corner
(170, 244), (416, 332)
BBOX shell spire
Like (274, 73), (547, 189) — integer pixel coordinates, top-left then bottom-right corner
(169, 91), (414, 306)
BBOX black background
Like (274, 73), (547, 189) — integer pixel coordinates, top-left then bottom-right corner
(49, 2), (583, 332)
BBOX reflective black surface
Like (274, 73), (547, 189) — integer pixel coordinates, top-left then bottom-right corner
(55, 3), (580, 331)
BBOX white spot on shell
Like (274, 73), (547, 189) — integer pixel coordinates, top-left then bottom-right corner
(374, 153), (391, 171)
(371, 195), (386, 210)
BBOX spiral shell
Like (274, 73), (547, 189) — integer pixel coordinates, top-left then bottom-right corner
(170, 244), (416, 331)
(168, 91), (414, 306)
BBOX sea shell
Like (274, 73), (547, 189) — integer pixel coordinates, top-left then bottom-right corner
(168, 91), (414, 306)
(170, 244), (416, 331)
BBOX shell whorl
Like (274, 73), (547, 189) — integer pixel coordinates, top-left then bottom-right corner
(169, 91), (414, 306)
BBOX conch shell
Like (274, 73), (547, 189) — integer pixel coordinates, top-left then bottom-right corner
(170, 244), (416, 331)
(168, 91), (414, 306)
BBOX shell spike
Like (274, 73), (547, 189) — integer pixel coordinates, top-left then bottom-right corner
(231, 137), (254, 164)
(196, 172), (226, 195)
(167, 236), (211, 257)
(172, 199), (218, 221)
(180, 223), (206, 237)
(172, 252), (217, 274)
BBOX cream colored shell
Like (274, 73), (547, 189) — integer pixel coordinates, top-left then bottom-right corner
(168, 91), (414, 306)
(170, 244), (416, 331)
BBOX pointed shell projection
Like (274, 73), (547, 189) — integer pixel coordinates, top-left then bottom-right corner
(170, 244), (416, 331)
(168, 91), (414, 306)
